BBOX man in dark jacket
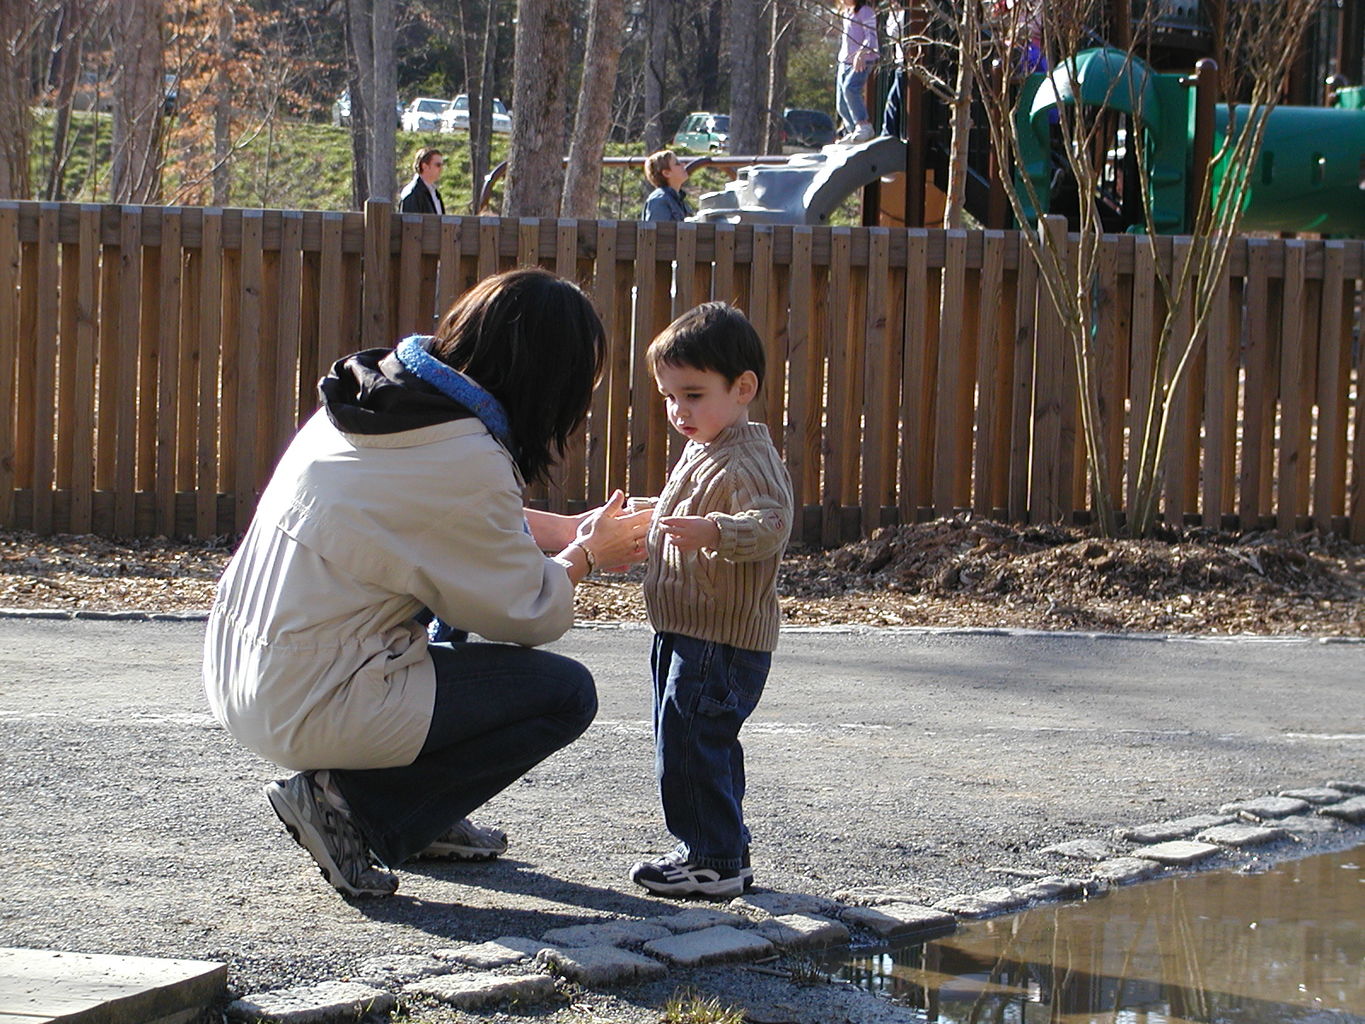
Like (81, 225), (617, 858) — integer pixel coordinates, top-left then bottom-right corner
(399, 148), (446, 215)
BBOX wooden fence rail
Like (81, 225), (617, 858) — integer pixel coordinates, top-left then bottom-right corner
(1, 199), (1362, 544)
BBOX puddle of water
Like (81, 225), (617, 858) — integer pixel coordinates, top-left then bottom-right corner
(825, 846), (1365, 1023)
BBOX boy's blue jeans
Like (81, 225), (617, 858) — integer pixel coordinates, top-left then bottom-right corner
(333, 639), (597, 867)
(652, 632), (771, 871)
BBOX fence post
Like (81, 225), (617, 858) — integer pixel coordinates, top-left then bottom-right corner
(363, 199), (392, 351)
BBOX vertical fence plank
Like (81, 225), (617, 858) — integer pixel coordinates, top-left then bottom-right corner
(1202, 259), (1235, 528)
(29, 206), (59, 533)
(1163, 237), (1196, 525)
(629, 224), (658, 498)
(362, 200), (391, 350)
(861, 228), (894, 530)
(1239, 239), (1272, 527)
(749, 227), (780, 442)
(822, 227), (852, 546)
(1030, 218), (1068, 523)
(552, 219), (583, 511)
(16, 219), (39, 516)
(72, 206), (100, 533)
(1007, 235), (1036, 522)
(972, 230), (1007, 516)
(235, 210), (264, 532)
(785, 227), (816, 524)
(218, 219), (242, 533)
(315, 213), (346, 392)
(436, 218), (461, 317)
(587, 221), (617, 505)
(712, 222), (735, 305)
(177, 215), (201, 530)
(196, 211), (223, 538)
(478, 217), (500, 280)
(57, 220), (79, 504)
(901, 229), (932, 520)
(396, 213), (424, 336)
(113, 207), (143, 535)
(154, 211), (183, 537)
(274, 212), (303, 456)
(1095, 234), (1129, 518)
(1313, 242), (1349, 530)
(0, 206), (19, 526)
(1276, 240), (1309, 529)
(932, 230), (969, 517)
(1126, 240), (1157, 516)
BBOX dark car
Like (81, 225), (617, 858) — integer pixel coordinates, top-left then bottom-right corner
(782, 108), (836, 149)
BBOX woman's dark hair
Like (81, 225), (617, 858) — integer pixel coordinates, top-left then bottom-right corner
(430, 268), (605, 484)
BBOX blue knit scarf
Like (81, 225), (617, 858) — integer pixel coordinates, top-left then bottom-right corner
(394, 335), (512, 450)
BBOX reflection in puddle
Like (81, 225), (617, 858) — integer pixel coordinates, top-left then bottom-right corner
(827, 847), (1364, 1022)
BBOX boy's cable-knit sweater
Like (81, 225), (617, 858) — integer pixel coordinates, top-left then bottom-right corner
(643, 421), (793, 652)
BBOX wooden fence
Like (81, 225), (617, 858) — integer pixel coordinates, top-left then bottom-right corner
(1, 199), (1362, 544)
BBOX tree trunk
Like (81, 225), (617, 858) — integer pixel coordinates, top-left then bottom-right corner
(111, 0), (165, 204)
(643, 0), (669, 152)
(727, 0), (763, 154)
(212, 5), (233, 206)
(369, 0), (396, 202)
(764, 0), (792, 155)
(459, 0), (500, 213)
(346, 0), (374, 208)
(505, 0), (573, 218)
(561, 0), (625, 218)
(44, 1), (88, 202)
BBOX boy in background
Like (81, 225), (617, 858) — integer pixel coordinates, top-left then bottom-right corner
(629, 303), (793, 898)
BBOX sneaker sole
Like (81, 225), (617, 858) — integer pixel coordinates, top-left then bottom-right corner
(263, 782), (395, 898)
(631, 870), (747, 899)
(413, 843), (504, 861)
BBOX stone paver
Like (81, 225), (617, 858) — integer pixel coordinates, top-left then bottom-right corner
(1196, 823), (1286, 847)
(933, 887), (1028, 918)
(1326, 779), (1365, 794)
(642, 925), (774, 967)
(651, 908), (747, 933)
(839, 903), (956, 939)
(754, 913), (851, 951)
(734, 892), (840, 918)
(1090, 857), (1164, 884)
(537, 945), (667, 986)
(434, 938), (545, 968)
(1218, 796), (1310, 819)
(831, 884), (939, 907)
(541, 920), (672, 948)
(1011, 876), (1091, 903)
(1118, 814), (1235, 843)
(1275, 814), (1341, 835)
(1131, 840), (1220, 866)
(404, 971), (556, 1010)
(227, 981), (395, 1023)
(351, 954), (449, 988)
(1319, 795), (1365, 824)
(1278, 787), (1345, 804)
(1040, 838), (1113, 860)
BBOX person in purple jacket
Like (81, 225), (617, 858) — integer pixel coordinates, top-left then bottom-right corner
(835, 0), (878, 144)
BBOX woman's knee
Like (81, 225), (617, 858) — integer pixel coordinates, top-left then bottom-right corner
(545, 652), (598, 730)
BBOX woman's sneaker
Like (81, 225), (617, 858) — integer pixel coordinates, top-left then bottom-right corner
(263, 773), (398, 898)
(629, 849), (749, 899)
(416, 818), (508, 860)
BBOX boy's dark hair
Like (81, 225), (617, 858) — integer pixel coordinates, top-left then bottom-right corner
(646, 302), (765, 389)
(431, 268), (604, 485)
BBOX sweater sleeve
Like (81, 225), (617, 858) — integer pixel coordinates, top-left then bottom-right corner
(705, 445), (794, 563)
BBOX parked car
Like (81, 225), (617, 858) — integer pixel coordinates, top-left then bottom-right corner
(672, 112), (730, 152)
(438, 94), (513, 134)
(334, 90), (405, 128)
(782, 108), (836, 149)
(401, 96), (454, 133)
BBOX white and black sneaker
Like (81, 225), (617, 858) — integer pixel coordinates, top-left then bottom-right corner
(629, 849), (751, 899)
(264, 772), (398, 898)
(416, 817), (508, 860)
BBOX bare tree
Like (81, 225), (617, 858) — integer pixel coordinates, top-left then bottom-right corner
(0, 1), (42, 200)
(457, 0), (502, 214)
(967, 0), (1320, 535)
(505, 0), (573, 218)
(764, 0), (794, 153)
(110, 0), (165, 203)
(642, 0), (669, 152)
(728, 0), (763, 154)
(561, 0), (626, 218)
(346, 0), (396, 204)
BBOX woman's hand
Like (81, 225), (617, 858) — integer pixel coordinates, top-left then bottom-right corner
(571, 490), (653, 573)
(659, 515), (721, 553)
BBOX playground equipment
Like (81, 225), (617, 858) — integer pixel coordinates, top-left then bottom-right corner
(689, 135), (907, 225)
(1015, 48), (1365, 236)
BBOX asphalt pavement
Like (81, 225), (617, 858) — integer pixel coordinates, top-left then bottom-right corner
(0, 617), (1361, 998)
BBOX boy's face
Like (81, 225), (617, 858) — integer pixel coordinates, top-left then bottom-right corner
(654, 362), (757, 445)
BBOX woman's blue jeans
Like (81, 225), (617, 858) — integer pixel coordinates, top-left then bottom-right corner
(333, 640), (597, 866)
(837, 62), (871, 129)
(652, 632), (770, 871)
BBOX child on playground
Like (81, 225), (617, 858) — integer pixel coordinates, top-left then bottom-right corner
(628, 303), (794, 899)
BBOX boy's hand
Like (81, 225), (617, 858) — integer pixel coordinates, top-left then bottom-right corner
(659, 515), (721, 553)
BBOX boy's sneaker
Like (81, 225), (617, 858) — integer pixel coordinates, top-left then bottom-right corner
(263, 773), (398, 898)
(848, 123), (875, 143)
(629, 850), (749, 899)
(416, 817), (508, 860)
